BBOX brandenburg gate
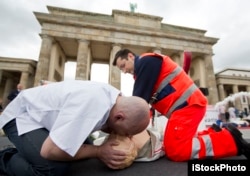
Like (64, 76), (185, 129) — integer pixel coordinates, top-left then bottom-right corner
(2, 6), (220, 105)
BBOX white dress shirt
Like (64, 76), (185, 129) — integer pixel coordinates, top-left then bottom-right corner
(0, 80), (121, 156)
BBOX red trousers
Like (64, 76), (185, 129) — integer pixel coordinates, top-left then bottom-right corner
(163, 104), (238, 161)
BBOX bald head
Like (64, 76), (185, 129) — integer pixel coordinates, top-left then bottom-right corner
(109, 96), (150, 136)
(17, 83), (23, 91)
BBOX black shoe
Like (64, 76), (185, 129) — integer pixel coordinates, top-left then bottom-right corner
(225, 123), (250, 159)
(211, 123), (222, 132)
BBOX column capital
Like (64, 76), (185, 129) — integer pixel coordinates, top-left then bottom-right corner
(39, 34), (55, 44)
(78, 39), (90, 45)
(112, 43), (122, 48)
(170, 52), (181, 58)
(153, 47), (161, 53)
(40, 34), (52, 39)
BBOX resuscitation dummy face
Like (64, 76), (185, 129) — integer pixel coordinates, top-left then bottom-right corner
(100, 129), (164, 169)
(106, 133), (138, 169)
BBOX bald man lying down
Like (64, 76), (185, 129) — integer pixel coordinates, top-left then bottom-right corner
(94, 128), (165, 169)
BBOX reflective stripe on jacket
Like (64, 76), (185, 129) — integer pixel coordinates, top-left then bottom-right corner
(140, 53), (207, 117)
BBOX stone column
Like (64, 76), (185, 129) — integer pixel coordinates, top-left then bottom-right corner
(34, 35), (53, 86)
(171, 53), (181, 66)
(204, 54), (219, 104)
(233, 85), (239, 94)
(247, 86), (250, 92)
(218, 84), (225, 101)
(109, 44), (121, 89)
(75, 39), (90, 80)
(20, 72), (29, 89)
(2, 78), (13, 108)
(232, 84), (239, 108)
(198, 58), (206, 87)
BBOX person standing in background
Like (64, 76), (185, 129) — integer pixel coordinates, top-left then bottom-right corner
(7, 83), (23, 102)
(217, 103), (226, 122)
(228, 106), (237, 121)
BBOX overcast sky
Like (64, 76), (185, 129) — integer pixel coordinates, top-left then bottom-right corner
(1, 0), (250, 94)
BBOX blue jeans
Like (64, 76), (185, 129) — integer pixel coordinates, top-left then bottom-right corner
(1, 120), (70, 176)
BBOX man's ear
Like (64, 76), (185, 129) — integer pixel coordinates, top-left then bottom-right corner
(128, 53), (135, 60)
(114, 114), (125, 123)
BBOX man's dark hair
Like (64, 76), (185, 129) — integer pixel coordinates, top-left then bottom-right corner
(112, 49), (135, 66)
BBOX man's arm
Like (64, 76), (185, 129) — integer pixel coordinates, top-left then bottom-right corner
(133, 56), (162, 102)
(40, 136), (98, 161)
(40, 136), (127, 169)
